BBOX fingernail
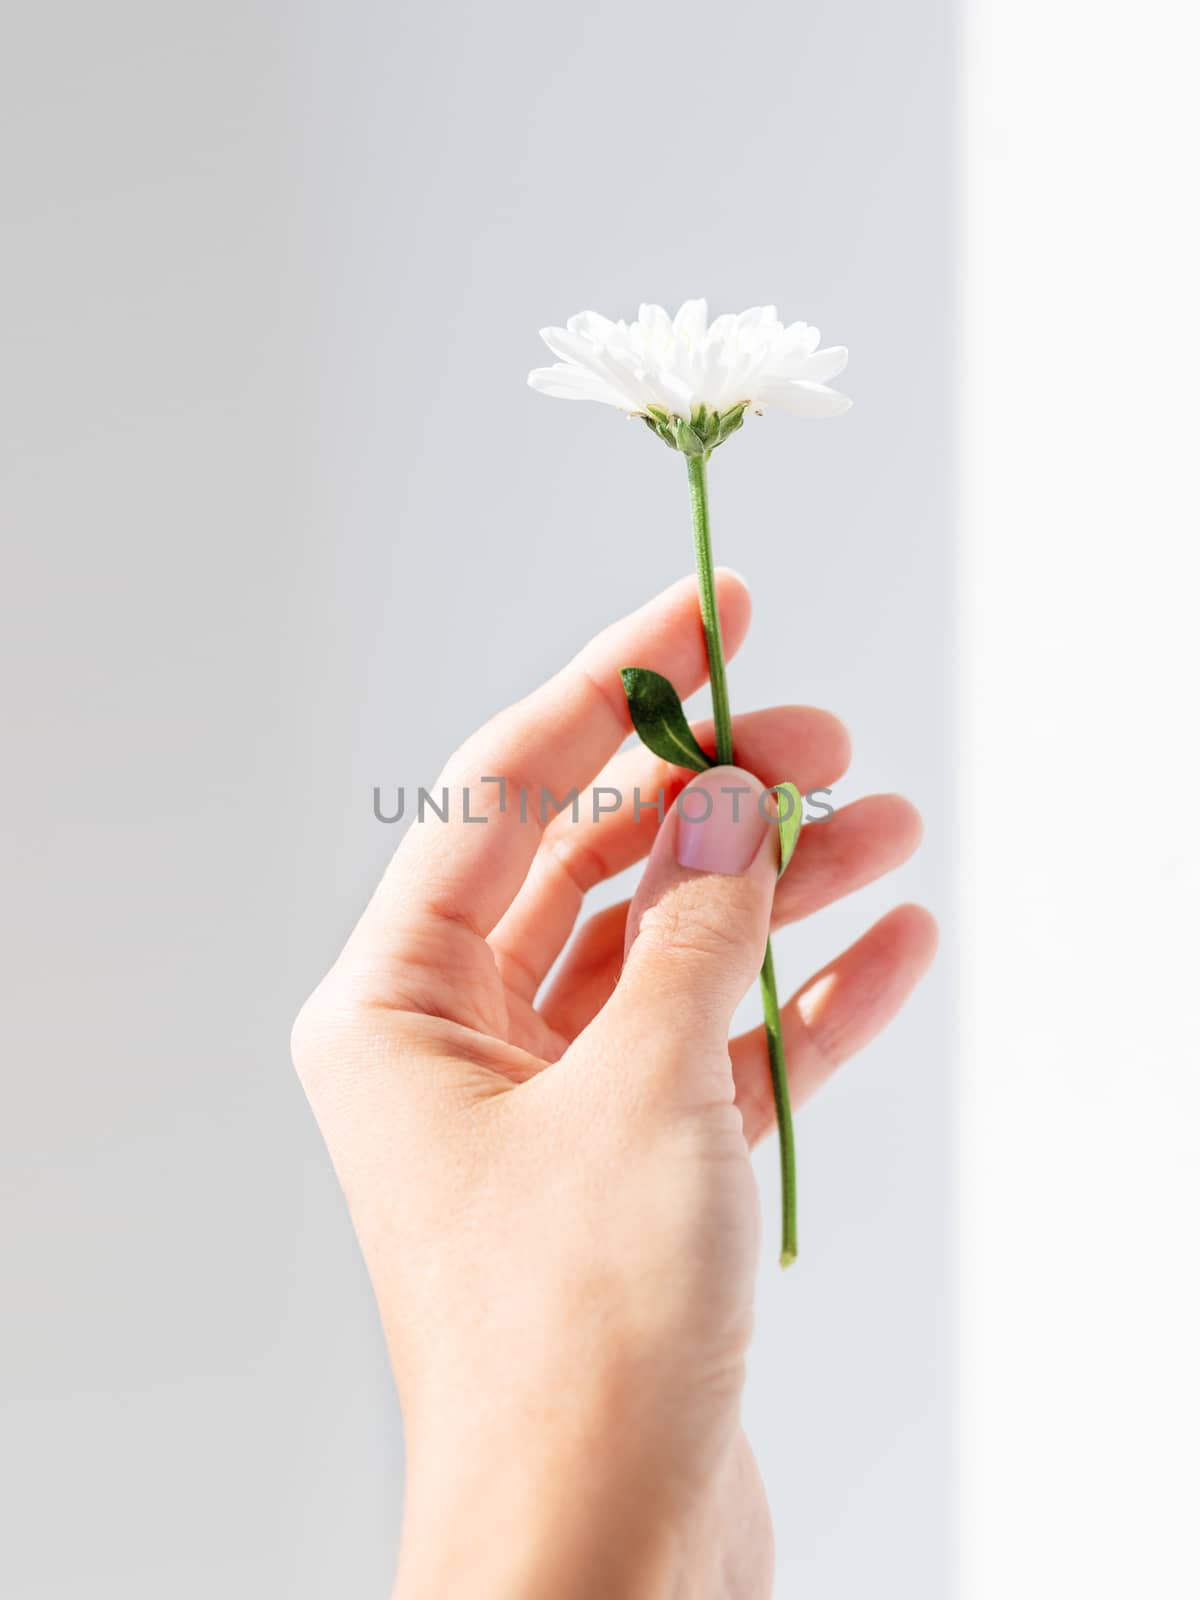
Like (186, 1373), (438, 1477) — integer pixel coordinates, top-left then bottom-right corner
(675, 768), (770, 875)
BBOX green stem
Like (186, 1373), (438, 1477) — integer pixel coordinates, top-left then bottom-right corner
(687, 454), (734, 767)
(685, 450), (798, 1268)
(759, 940), (798, 1266)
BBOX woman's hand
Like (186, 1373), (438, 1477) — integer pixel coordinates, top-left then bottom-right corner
(291, 571), (936, 1598)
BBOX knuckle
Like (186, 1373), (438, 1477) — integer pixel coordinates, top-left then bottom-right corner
(290, 976), (437, 1102)
(636, 882), (757, 968)
(289, 983), (358, 1082)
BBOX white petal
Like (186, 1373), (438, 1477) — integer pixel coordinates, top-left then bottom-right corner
(565, 311), (614, 340)
(672, 298), (708, 340)
(778, 321), (822, 358)
(736, 305), (776, 332)
(803, 346), (849, 383)
(539, 325), (596, 364)
(527, 365), (631, 408)
(538, 326), (646, 408)
(704, 312), (737, 346)
(637, 303), (671, 338)
(758, 379), (853, 417)
(655, 372), (695, 416)
(769, 345), (849, 383)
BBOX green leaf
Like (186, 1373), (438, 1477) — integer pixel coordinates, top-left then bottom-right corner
(717, 405), (746, 441)
(697, 411), (721, 448)
(674, 419), (705, 456)
(620, 667), (713, 772)
(775, 782), (804, 875)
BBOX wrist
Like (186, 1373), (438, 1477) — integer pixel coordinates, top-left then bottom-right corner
(393, 1390), (719, 1600)
(395, 1451), (686, 1600)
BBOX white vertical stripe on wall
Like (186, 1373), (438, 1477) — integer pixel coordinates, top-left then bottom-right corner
(958, 4), (1200, 1595)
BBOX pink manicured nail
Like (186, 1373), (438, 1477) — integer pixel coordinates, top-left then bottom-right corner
(675, 768), (770, 875)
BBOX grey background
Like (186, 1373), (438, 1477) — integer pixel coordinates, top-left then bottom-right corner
(1, 2), (950, 1594)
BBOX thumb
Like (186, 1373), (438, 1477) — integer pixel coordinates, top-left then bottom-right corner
(614, 766), (780, 1051)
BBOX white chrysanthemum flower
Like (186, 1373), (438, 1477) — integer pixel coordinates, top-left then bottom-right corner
(528, 299), (850, 429)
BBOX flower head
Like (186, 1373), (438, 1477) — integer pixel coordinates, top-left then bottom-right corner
(528, 298), (850, 451)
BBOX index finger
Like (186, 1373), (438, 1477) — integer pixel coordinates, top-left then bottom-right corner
(347, 569), (752, 989)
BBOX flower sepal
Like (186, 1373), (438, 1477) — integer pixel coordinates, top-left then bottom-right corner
(640, 401), (750, 458)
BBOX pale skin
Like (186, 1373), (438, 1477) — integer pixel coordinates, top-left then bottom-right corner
(292, 571), (938, 1598)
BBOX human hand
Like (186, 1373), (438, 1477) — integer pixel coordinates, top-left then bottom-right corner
(291, 572), (936, 1598)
